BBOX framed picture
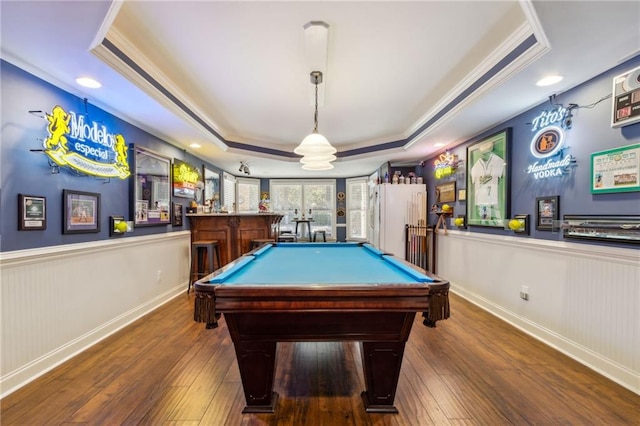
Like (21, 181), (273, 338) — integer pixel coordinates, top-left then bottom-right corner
(63, 189), (100, 234)
(536, 196), (559, 231)
(203, 167), (220, 209)
(466, 129), (511, 227)
(590, 143), (640, 194)
(611, 65), (640, 128)
(458, 189), (466, 201)
(130, 145), (171, 227)
(18, 194), (46, 230)
(172, 202), (184, 227)
(435, 181), (456, 203)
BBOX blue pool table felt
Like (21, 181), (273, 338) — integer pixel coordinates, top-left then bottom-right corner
(208, 242), (434, 285)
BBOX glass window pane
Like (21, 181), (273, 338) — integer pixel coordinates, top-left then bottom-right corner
(346, 177), (368, 240)
(223, 172), (236, 212)
(271, 180), (335, 239)
(271, 183), (302, 233)
(348, 210), (367, 239)
(237, 178), (260, 212)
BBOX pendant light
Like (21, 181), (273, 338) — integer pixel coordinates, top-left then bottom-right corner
(294, 71), (336, 169)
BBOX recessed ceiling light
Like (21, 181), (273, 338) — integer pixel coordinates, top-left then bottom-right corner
(189, 143), (201, 149)
(536, 75), (563, 87)
(434, 142), (446, 148)
(75, 77), (101, 88)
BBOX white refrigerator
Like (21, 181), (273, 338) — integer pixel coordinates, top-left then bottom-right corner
(368, 183), (427, 258)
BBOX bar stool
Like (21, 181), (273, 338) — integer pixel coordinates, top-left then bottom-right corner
(278, 234), (297, 242)
(250, 239), (275, 250)
(188, 240), (221, 294)
(277, 230), (296, 242)
(312, 230), (327, 242)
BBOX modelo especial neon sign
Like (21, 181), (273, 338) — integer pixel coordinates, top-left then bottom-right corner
(43, 105), (130, 179)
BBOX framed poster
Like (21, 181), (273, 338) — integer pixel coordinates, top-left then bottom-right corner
(435, 181), (456, 203)
(63, 189), (100, 234)
(130, 145), (171, 227)
(18, 194), (46, 230)
(591, 143), (640, 194)
(535, 196), (559, 231)
(466, 129), (511, 227)
(172, 202), (184, 227)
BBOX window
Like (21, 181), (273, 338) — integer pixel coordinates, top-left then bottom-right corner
(236, 177), (260, 212)
(222, 172), (236, 212)
(270, 180), (335, 239)
(346, 177), (368, 240)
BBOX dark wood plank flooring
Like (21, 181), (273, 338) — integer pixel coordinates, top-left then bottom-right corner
(2, 293), (639, 425)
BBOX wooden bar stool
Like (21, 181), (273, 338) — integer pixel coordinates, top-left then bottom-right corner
(312, 230), (327, 242)
(250, 239), (275, 250)
(189, 240), (221, 294)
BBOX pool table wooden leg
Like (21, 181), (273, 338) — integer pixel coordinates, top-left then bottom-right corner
(360, 341), (406, 413)
(233, 340), (279, 413)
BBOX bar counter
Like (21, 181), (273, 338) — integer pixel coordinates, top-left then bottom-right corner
(186, 213), (283, 266)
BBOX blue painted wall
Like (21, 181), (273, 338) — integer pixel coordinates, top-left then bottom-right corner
(1, 60), (224, 252)
(421, 55), (640, 244)
(3, 54), (639, 252)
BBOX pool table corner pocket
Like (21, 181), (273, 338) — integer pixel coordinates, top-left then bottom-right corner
(194, 291), (219, 329)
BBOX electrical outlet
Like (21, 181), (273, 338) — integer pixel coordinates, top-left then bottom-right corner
(520, 285), (529, 300)
(157, 270), (162, 282)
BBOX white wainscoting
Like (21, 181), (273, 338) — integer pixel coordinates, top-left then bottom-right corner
(436, 230), (640, 395)
(0, 231), (191, 397)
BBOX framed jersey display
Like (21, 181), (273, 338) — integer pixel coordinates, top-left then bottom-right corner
(466, 129), (511, 227)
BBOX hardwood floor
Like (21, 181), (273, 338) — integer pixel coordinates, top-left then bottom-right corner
(2, 293), (639, 425)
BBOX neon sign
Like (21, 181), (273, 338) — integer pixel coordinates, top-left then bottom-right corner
(530, 106), (567, 132)
(526, 112), (575, 179)
(173, 159), (201, 198)
(43, 105), (130, 179)
(434, 152), (460, 179)
(526, 154), (574, 179)
(530, 126), (564, 158)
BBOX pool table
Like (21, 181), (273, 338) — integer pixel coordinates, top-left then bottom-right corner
(193, 242), (449, 414)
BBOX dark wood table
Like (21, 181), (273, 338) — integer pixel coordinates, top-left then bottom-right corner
(194, 242), (450, 414)
(293, 219), (313, 240)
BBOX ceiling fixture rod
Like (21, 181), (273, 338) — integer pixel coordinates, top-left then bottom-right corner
(294, 21), (335, 171)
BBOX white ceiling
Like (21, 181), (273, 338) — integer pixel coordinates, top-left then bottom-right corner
(2, 1), (639, 178)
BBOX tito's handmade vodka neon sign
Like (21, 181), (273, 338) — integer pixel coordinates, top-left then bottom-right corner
(526, 107), (575, 179)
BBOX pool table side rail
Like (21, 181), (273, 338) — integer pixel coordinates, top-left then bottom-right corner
(193, 248), (450, 327)
(194, 286), (450, 329)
